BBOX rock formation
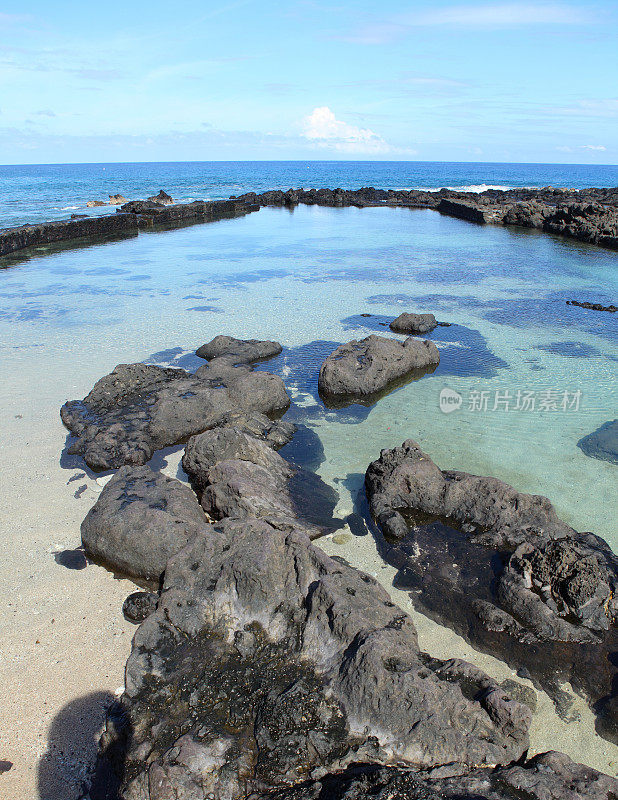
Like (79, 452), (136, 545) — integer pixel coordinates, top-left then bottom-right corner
(390, 312), (438, 335)
(61, 338), (289, 470)
(318, 335), (439, 404)
(365, 439), (618, 740)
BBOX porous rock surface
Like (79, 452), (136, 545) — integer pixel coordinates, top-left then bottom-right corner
(318, 335), (439, 403)
(196, 334), (282, 363)
(60, 340), (289, 471)
(267, 752), (618, 800)
(92, 517), (532, 799)
(182, 426), (341, 538)
(390, 312), (438, 335)
(81, 465), (208, 585)
(365, 439), (618, 739)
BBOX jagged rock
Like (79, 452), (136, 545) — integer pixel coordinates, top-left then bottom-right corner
(265, 753), (618, 800)
(318, 335), (439, 404)
(108, 194), (127, 205)
(122, 591), (159, 623)
(365, 440), (618, 739)
(60, 357), (289, 471)
(182, 427), (340, 538)
(86, 199), (107, 207)
(567, 300), (617, 313)
(81, 465), (208, 584)
(147, 189), (174, 205)
(93, 517), (531, 799)
(390, 312), (438, 335)
(578, 420), (618, 466)
(196, 335), (283, 364)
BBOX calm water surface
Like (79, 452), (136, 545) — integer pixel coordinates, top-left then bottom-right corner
(0, 204), (616, 544)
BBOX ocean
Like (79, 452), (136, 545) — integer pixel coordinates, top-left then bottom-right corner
(1, 159), (617, 228)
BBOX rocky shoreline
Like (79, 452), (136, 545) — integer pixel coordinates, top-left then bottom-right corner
(56, 334), (618, 800)
(2, 183), (618, 260)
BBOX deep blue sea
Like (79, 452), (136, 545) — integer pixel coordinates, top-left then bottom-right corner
(1, 160), (617, 227)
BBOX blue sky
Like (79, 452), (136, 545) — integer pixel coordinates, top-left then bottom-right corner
(0, 1), (616, 164)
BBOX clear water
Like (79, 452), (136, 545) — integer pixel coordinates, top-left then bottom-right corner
(1, 160), (618, 227)
(1, 203), (616, 546)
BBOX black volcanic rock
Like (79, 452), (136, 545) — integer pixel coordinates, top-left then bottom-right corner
(93, 516), (532, 798)
(182, 427), (340, 539)
(147, 189), (174, 205)
(81, 465), (208, 584)
(365, 440), (618, 738)
(267, 752), (618, 800)
(196, 334), (283, 363)
(578, 419), (618, 465)
(318, 335), (439, 404)
(60, 356), (290, 471)
(567, 300), (617, 313)
(390, 312), (438, 335)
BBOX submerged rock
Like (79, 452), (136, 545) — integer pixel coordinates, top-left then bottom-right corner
(390, 312), (438, 335)
(578, 419), (618, 466)
(93, 517), (531, 798)
(318, 335), (439, 404)
(81, 465), (208, 584)
(567, 299), (617, 313)
(196, 334), (283, 363)
(60, 355), (289, 471)
(365, 440), (618, 739)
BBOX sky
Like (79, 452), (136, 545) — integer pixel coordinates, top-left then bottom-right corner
(0, 0), (616, 164)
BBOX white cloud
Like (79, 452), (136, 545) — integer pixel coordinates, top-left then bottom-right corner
(345, 3), (592, 44)
(302, 106), (392, 153)
(556, 144), (607, 152)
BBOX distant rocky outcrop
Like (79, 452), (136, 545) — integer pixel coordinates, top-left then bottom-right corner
(318, 335), (439, 404)
(365, 440), (618, 740)
(108, 194), (127, 205)
(147, 189), (174, 205)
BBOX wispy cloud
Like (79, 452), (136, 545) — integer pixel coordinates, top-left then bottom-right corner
(557, 144), (607, 152)
(344, 4), (593, 44)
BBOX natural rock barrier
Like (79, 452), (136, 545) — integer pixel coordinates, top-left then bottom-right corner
(0, 197), (257, 258)
(365, 440), (618, 740)
(318, 334), (440, 404)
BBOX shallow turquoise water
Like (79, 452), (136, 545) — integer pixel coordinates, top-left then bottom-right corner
(1, 205), (616, 544)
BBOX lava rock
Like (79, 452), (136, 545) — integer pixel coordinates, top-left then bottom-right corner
(390, 312), (438, 335)
(81, 465), (208, 584)
(122, 591), (159, 623)
(567, 300), (617, 313)
(93, 517), (531, 798)
(196, 335), (283, 364)
(182, 427), (341, 539)
(265, 752), (618, 800)
(147, 189), (174, 205)
(60, 358), (290, 471)
(318, 335), (439, 404)
(365, 439), (618, 739)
